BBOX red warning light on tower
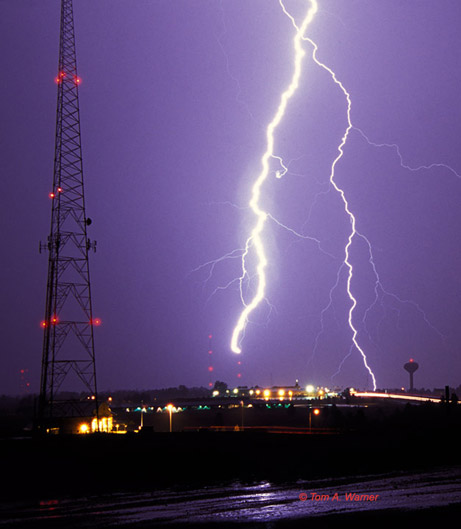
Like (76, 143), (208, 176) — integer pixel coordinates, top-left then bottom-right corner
(51, 315), (59, 325)
(55, 71), (66, 84)
(74, 75), (81, 85)
(208, 334), (212, 339)
(208, 366), (214, 372)
(91, 318), (102, 326)
(40, 320), (47, 328)
(49, 192), (55, 199)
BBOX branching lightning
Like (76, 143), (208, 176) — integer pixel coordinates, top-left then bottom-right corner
(353, 127), (461, 180)
(189, 248), (246, 292)
(215, 0), (257, 122)
(229, 0), (378, 387)
(283, 1), (454, 388)
(302, 32), (377, 390)
(194, 0), (455, 391)
(357, 231), (446, 341)
(230, 0), (319, 354)
(191, 200), (329, 307)
(309, 124), (455, 385)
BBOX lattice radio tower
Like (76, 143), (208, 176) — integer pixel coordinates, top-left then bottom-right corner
(38, 0), (99, 429)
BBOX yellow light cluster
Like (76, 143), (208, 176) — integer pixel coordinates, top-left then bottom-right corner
(91, 416), (113, 433)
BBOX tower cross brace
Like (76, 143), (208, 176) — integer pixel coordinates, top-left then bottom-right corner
(38, 0), (99, 429)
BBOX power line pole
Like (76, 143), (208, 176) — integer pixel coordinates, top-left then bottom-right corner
(38, 0), (99, 432)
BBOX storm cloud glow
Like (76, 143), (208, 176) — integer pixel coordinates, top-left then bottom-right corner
(1, 0), (461, 394)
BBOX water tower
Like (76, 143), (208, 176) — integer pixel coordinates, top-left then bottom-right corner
(403, 358), (419, 392)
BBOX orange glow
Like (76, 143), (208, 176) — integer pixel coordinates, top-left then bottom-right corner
(40, 320), (47, 328)
(313, 408), (320, 416)
(91, 416), (112, 433)
(51, 315), (59, 324)
(78, 423), (90, 434)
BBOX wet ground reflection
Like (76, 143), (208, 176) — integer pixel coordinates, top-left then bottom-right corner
(0, 466), (460, 527)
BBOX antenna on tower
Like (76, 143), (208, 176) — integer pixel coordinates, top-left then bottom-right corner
(37, 0), (99, 433)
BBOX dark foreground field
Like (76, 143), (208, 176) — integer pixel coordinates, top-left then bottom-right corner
(1, 401), (460, 527)
(2, 424), (461, 499)
(1, 425), (461, 528)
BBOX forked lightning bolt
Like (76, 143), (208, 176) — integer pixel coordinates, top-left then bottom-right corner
(196, 0), (457, 391)
(230, 0), (319, 354)
(230, 0), (380, 389)
(301, 28), (378, 389)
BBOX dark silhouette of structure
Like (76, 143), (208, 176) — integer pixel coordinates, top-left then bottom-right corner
(403, 359), (419, 392)
(38, 0), (99, 430)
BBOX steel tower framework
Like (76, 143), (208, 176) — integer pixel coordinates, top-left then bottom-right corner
(38, 0), (99, 428)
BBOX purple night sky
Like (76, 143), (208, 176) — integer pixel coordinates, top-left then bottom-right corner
(1, 0), (460, 395)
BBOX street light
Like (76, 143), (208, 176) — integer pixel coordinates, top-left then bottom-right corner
(309, 408), (320, 432)
(140, 407), (146, 429)
(167, 404), (174, 433)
